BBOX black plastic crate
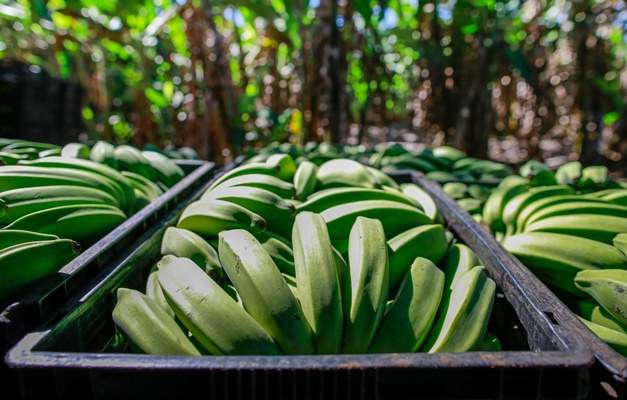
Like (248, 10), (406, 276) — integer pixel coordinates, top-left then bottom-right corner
(0, 160), (216, 349)
(5, 166), (595, 400)
(409, 170), (627, 400)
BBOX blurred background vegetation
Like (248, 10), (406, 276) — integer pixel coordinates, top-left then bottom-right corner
(0, 0), (626, 177)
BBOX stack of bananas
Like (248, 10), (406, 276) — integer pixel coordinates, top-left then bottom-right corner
(481, 159), (627, 355)
(112, 154), (499, 356)
(0, 138), (186, 307)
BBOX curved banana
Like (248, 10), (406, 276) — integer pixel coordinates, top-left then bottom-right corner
(568, 299), (627, 334)
(421, 265), (496, 353)
(265, 153), (297, 182)
(292, 211), (343, 354)
(523, 201), (627, 229)
(367, 257), (445, 353)
(61, 142), (91, 159)
(364, 165), (400, 190)
(399, 182), (443, 224)
(218, 229), (314, 355)
(555, 161), (582, 186)
(342, 216), (389, 354)
(141, 150), (186, 188)
(145, 267), (175, 318)
(578, 317), (627, 357)
(0, 229), (60, 249)
(615, 233), (627, 256)
(502, 232), (627, 296)
(161, 226), (223, 281)
(208, 162), (283, 192)
(575, 269), (627, 325)
(157, 255), (282, 355)
(601, 189), (627, 206)
(260, 236), (296, 276)
(90, 140), (119, 169)
(113, 144), (156, 181)
(111, 287), (202, 356)
(293, 159), (319, 201)
(320, 199), (433, 241)
(523, 214), (627, 245)
(575, 165), (609, 192)
(176, 199), (267, 238)
(0, 185), (120, 225)
(315, 158), (378, 190)
(211, 173), (295, 200)
(0, 238), (81, 304)
(518, 159), (557, 187)
(296, 186), (422, 214)
(387, 224), (449, 296)
(440, 243), (480, 293)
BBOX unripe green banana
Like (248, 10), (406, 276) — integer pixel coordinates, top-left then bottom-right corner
(157, 255), (282, 355)
(523, 201), (627, 229)
(342, 217), (389, 354)
(218, 229), (314, 355)
(555, 161), (582, 186)
(380, 155), (439, 173)
(399, 182), (444, 224)
(501, 185), (575, 236)
(578, 317), (627, 357)
(90, 140), (119, 169)
(367, 257), (444, 354)
(145, 268), (175, 318)
(265, 153), (297, 182)
(321, 199), (433, 241)
(211, 173), (295, 200)
(432, 146), (466, 167)
(114, 144), (156, 181)
(2, 140), (60, 152)
(575, 269), (627, 326)
(518, 159), (557, 186)
(364, 165), (400, 190)
(176, 199), (267, 238)
(161, 227), (223, 281)
(293, 159), (319, 201)
(208, 162), (283, 192)
(0, 238), (81, 304)
(576, 165), (609, 192)
(0, 229), (60, 249)
(296, 186), (421, 214)
(514, 194), (607, 233)
(442, 182), (469, 200)
(502, 232), (627, 296)
(121, 170), (164, 201)
(568, 299), (627, 334)
(260, 236), (296, 276)
(523, 214), (627, 245)
(421, 265), (496, 353)
(473, 330), (503, 351)
(0, 185), (120, 225)
(601, 189), (627, 206)
(440, 243), (480, 293)
(292, 211), (344, 354)
(141, 150), (186, 188)
(4, 203), (127, 247)
(61, 142), (91, 159)
(111, 288), (202, 356)
(315, 158), (378, 191)
(387, 224), (449, 296)
(614, 233), (627, 256)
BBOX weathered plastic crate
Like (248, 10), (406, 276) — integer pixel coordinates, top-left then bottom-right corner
(0, 160), (216, 349)
(5, 166), (595, 400)
(409, 170), (626, 400)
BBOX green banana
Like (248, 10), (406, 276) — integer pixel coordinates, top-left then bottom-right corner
(160, 226), (223, 281)
(2, 140), (60, 152)
(600, 189), (627, 206)
(502, 232), (627, 296)
(421, 265), (496, 353)
(440, 243), (480, 293)
(89, 140), (119, 169)
(16, 157), (135, 214)
(387, 224), (449, 296)
(501, 185), (576, 236)
(296, 186), (422, 214)
(3, 203), (127, 247)
(201, 185), (295, 238)
(141, 150), (186, 188)
(364, 165), (400, 190)
(176, 199), (267, 238)
(442, 182), (469, 200)
(514, 194), (607, 233)
(293, 159), (319, 201)
(457, 198), (484, 214)
(38, 148), (62, 158)
(523, 201), (627, 229)
(208, 162), (283, 191)
(432, 146), (466, 167)
(0, 165), (127, 212)
(473, 330), (503, 351)
(210, 173), (295, 200)
(0, 185), (120, 225)
(0, 229), (60, 249)
(0, 238), (81, 304)
(575, 165), (609, 192)
(260, 236), (296, 276)
(218, 229), (314, 355)
(292, 211), (344, 354)
(320, 199), (433, 241)
(467, 184), (492, 201)
(578, 316), (627, 357)
(481, 179), (530, 234)
(575, 269), (627, 325)
(342, 217), (389, 354)
(367, 257), (445, 354)
(518, 159), (557, 187)
(614, 233), (627, 256)
(568, 299), (627, 334)
(0, 151), (30, 165)
(157, 255), (282, 355)
(315, 158), (378, 190)
(265, 153), (297, 182)
(523, 214), (627, 245)
(111, 287), (202, 356)
(399, 182), (444, 224)
(380, 155), (440, 174)
(61, 142), (91, 159)
(555, 161), (583, 186)
(113, 144), (156, 181)
(145, 266), (176, 319)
